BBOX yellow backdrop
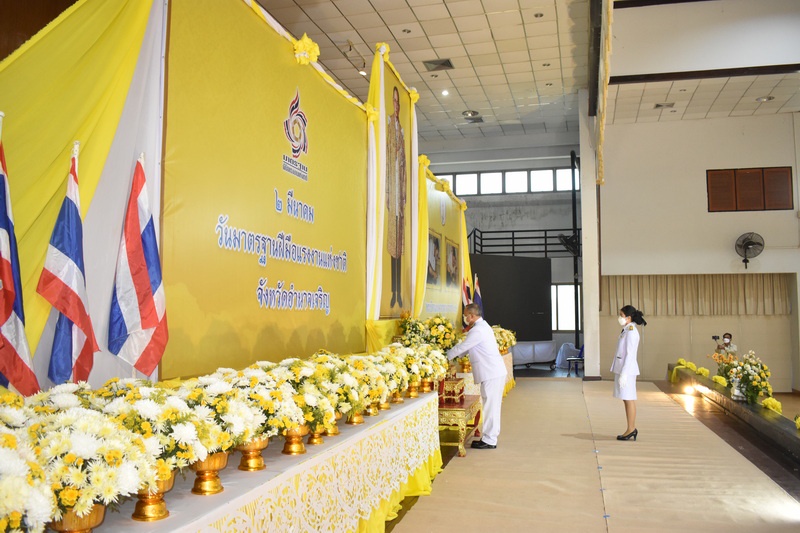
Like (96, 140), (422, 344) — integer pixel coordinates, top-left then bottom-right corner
(162, 0), (367, 378)
(420, 173), (463, 324)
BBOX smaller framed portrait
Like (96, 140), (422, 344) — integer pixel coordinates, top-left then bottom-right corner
(427, 231), (441, 285)
(445, 239), (459, 288)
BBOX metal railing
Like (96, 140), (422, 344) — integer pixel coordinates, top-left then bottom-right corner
(468, 227), (581, 257)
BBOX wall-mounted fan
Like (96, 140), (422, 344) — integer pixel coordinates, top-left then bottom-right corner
(734, 232), (764, 269)
(558, 233), (580, 257)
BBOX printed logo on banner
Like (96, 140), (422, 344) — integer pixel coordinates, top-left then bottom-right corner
(282, 90), (309, 181)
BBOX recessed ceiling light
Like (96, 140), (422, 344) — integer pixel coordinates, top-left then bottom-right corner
(534, 12), (544, 18)
(358, 69), (367, 76)
(462, 110), (479, 117)
(441, 89), (449, 96)
(755, 95), (775, 102)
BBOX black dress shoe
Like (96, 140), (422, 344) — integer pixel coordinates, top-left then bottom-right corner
(471, 440), (496, 449)
(616, 428), (638, 441)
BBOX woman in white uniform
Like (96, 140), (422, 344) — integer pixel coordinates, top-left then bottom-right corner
(611, 304), (647, 441)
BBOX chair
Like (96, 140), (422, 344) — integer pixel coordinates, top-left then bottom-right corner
(566, 345), (585, 377)
(555, 342), (581, 369)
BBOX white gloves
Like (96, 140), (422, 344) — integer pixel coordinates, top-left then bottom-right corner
(618, 374), (628, 389)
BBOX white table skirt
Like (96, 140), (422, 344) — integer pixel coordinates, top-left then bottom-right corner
(103, 393), (440, 533)
(458, 352), (514, 396)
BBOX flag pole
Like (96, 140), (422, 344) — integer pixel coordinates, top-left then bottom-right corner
(0, 111), (5, 138)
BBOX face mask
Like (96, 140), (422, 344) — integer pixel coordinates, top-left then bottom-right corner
(724, 338), (730, 344)
(618, 316), (627, 326)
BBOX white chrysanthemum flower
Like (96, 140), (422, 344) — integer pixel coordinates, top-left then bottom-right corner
(50, 383), (81, 395)
(203, 381), (232, 396)
(221, 414), (246, 437)
(50, 393), (82, 409)
(134, 399), (162, 421)
(0, 447), (28, 477)
(303, 393), (318, 407)
(102, 397), (128, 416)
(299, 365), (314, 378)
(142, 435), (163, 458)
(0, 406), (28, 428)
(116, 462), (143, 495)
(164, 395), (191, 412)
(25, 483), (55, 529)
(171, 422), (199, 444)
(139, 386), (157, 398)
(70, 432), (102, 460)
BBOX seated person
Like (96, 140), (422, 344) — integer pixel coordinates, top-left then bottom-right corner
(716, 332), (737, 355)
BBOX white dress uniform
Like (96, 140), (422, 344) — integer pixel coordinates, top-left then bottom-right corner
(446, 318), (507, 446)
(610, 323), (640, 400)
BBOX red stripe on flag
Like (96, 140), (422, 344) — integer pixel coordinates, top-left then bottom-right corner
(123, 164), (157, 329)
(133, 315), (168, 376)
(36, 269), (98, 351)
(0, 342), (39, 395)
(72, 333), (95, 383)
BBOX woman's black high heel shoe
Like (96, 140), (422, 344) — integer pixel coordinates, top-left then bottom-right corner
(616, 429), (638, 441)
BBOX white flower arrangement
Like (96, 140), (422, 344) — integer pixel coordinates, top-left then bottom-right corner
(0, 426), (54, 533)
(28, 407), (157, 520)
(345, 355), (389, 405)
(24, 382), (97, 416)
(266, 359), (336, 434)
(101, 387), (219, 479)
(492, 325), (517, 353)
(308, 353), (357, 416)
(0, 390), (34, 429)
(178, 376), (265, 449)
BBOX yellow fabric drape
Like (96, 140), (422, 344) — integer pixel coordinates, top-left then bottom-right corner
(601, 274), (791, 316)
(366, 319), (401, 353)
(0, 0), (152, 354)
(357, 449), (443, 532)
(460, 209), (473, 300)
(413, 157), (430, 318)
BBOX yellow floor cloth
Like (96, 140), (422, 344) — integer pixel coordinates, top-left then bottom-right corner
(356, 448), (443, 533)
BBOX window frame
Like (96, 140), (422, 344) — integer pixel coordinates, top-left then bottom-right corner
(551, 282), (583, 333)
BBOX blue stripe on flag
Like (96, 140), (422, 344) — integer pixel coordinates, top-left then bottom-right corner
(0, 371), (8, 388)
(107, 289), (128, 355)
(0, 175), (25, 320)
(50, 197), (85, 275)
(141, 218), (162, 293)
(48, 313), (75, 384)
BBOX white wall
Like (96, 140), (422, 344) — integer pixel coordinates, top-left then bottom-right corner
(598, 112), (800, 391)
(602, 113), (799, 275)
(612, 0), (800, 76)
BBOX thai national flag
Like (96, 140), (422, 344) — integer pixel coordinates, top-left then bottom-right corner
(0, 136), (40, 395)
(473, 273), (483, 314)
(461, 277), (472, 308)
(36, 142), (98, 384)
(107, 156), (167, 375)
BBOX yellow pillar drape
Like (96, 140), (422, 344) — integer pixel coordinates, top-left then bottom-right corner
(413, 155), (431, 318)
(460, 207), (473, 302)
(0, 0), (152, 355)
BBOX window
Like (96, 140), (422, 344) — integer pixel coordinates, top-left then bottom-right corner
(552, 284), (582, 331)
(707, 167), (793, 212)
(434, 165), (581, 197)
(455, 173), (477, 196)
(556, 168), (580, 191)
(480, 172), (503, 194)
(530, 169), (554, 192)
(505, 171), (528, 193)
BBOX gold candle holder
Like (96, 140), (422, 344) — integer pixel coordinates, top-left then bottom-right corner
(391, 390), (405, 403)
(282, 424), (309, 455)
(190, 451), (229, 495)
(407, 381), (420, 398)
(132, 470), (175, 521)
(235, 436), (270, 471)
(307, 429), (325, 445)
(48, 503), (105, 533)
(324, 411), (342, 436)
(421, 378), (434, 393)
(347, 410), (364, 425)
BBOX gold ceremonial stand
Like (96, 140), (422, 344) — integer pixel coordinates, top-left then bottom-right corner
(438, 395), (482, 457)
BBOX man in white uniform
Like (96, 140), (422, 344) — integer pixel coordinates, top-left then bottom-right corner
(446, 303), (507, 449)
